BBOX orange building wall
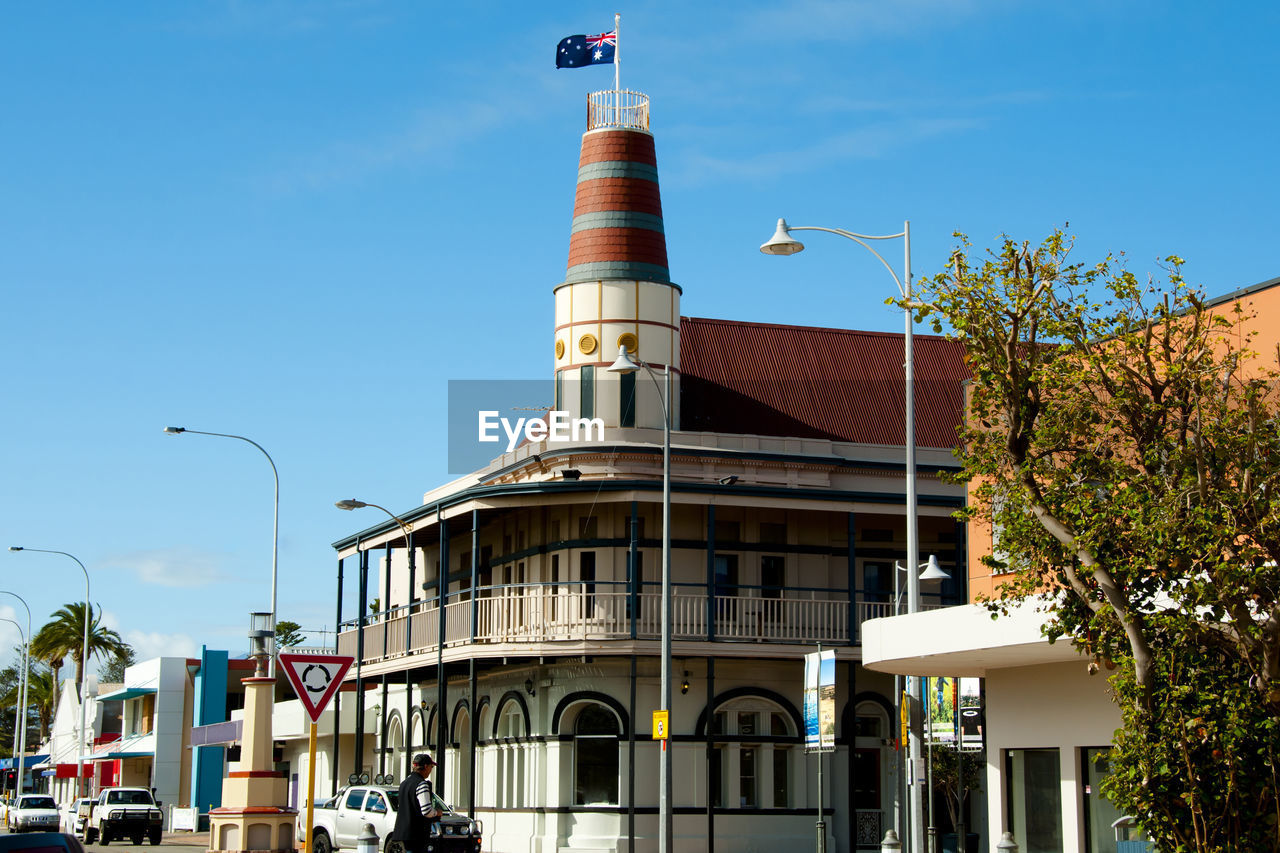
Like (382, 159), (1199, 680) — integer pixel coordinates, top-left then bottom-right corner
(965, 277), (1280, 602)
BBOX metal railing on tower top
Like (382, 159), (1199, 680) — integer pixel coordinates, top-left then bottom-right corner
(587, 90), (649, 131)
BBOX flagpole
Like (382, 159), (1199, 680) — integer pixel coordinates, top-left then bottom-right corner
(614, 12), (621, 93)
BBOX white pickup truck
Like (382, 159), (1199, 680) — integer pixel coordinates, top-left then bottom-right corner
(78, 786), (163, 846)
(302, 785), (481, 853)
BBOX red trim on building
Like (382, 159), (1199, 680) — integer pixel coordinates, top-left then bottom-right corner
(227, 771), (283, 778)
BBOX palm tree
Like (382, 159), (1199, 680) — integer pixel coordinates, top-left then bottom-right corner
(31, 603), (129, 701)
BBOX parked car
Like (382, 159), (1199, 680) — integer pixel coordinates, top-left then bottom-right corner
(5, 795), (61, 833)
(300, 785), (482, 853)
(0, 832), (87, 853)
(60, 799), (93, 835)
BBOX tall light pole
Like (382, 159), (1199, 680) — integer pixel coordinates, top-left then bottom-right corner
(761, 218), (926, 852)
(0, 618), (28, 793)
(607, 345), (673, 853)
(334, 499), (415, 780)
(164, 427), (279, 677)
(8, 547), (91, 797)
(0, 592), (31, 788)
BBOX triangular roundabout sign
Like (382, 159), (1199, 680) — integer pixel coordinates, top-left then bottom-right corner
(278, 652), (354, 723)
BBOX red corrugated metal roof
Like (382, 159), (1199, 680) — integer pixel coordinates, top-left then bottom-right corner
(678, 316), (968, 448)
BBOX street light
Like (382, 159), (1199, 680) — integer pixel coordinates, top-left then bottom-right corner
(895, 558), (951, 853)
(0, 592), (31, 786)
(606, 344), (673, 853)
(0, 617), (28, 792)
(8, 547), (91, 797)
(164, 426), (279, 676)
(334, 499), (416, 782)
(761, 217), (927, 852)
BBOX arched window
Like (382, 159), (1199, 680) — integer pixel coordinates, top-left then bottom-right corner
(573, 704), (620, 805)
(709, 696), (798, 809)
(411, 709), (427, 752)
(496, 702), (524, 738)
(451, 707), (473, 810)
(385, 715), (405, 781)
(494, 699), (527, 808)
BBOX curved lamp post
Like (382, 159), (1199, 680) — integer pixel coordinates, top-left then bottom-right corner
(606, 345), (673, 853)
(164, 427), (279, 677)
(0, 592), (31, 785)
(334, 499), (416, 782)
(8, 547), (91, 797)
(761, 218), (926, 852)
(0, 615), (28, 790)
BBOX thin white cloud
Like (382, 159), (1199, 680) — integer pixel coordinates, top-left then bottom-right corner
(123, 630), (199, 663)
(671, 116), (978, 185)
(266, 96), (534, 193)
(0, 606), (23, 667)
(106, 546), (233, 588)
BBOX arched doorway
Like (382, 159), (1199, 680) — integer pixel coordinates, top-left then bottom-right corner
(852, 699), (893, 848)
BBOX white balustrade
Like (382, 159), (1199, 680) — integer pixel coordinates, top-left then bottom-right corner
(336, 589), (945, 665)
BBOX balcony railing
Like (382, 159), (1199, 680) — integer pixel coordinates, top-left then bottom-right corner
(587, 90), (649, 132)
(336, 584), (945, 666)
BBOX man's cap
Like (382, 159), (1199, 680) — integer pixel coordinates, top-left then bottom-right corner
(412, 753), (434, 767)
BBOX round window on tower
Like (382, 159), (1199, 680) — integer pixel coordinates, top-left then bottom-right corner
(617, 332), (639, 356)
(578, 333), (598, 355)
(555, 339), (565, 359)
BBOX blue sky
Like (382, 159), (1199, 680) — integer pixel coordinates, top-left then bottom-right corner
(2, 1), (1277, 672)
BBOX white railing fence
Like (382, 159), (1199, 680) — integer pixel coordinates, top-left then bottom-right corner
(336, 586), (953, 666)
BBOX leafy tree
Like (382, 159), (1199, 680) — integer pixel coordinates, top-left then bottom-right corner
(98, 646), (136, 683)
(929, 744), (984, 833)
(0, 655), (54, 745)
(913, 232), (1280, 851)
(30, 603), (129, 705)
(274, 620), (306, 648)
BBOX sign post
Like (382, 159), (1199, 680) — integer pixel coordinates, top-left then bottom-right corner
(279, 652), (354, 853)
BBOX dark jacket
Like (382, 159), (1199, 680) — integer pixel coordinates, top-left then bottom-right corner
(390, 772), (434, 846)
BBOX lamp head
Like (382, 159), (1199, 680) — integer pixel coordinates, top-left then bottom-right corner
(8, 546), (22, 552)
(560, 469), (582, 481)
(718, 475), (739, 486)
(607, 346), (641, 374)
(759, 218), (805, 256)
(163, 426), (186, 435)
(335, 499), (369, 511)
(919, 554), (951, 582)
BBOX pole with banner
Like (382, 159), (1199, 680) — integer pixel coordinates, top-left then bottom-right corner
(804, 646), (836, 853)
(278, 652), (354, 853)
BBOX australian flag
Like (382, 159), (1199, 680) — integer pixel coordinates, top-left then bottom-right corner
(556, 31), (616, 68)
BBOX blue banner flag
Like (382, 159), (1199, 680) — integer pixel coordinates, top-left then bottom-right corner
(556, 31), (616, 68)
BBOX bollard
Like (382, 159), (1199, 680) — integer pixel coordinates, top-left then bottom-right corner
(357, 823), (378, 853)
(996, 831), (1019, 851)
(880, 829), (902, 852)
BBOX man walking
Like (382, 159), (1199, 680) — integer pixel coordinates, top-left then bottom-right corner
(391, 753), (442, 853)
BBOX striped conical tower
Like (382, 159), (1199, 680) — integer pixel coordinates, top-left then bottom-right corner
(553, 90), (680, 431)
